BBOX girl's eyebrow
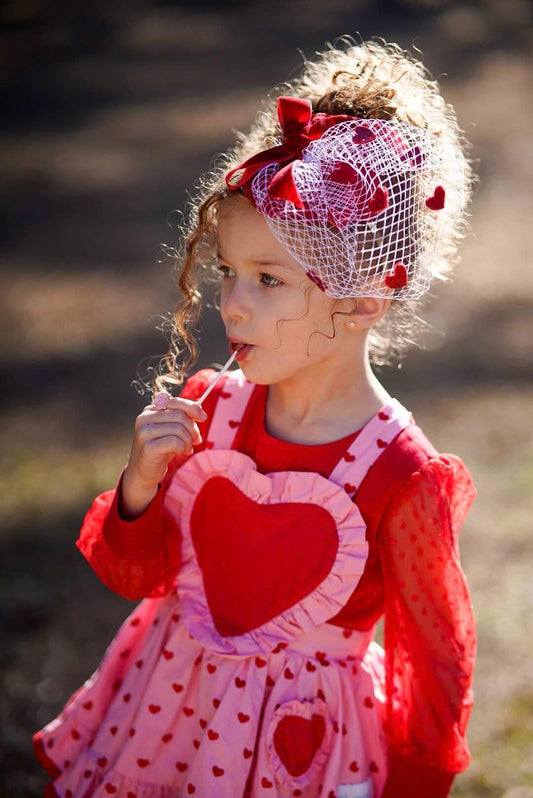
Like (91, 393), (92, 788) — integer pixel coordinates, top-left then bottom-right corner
(217, 252), (297, 272)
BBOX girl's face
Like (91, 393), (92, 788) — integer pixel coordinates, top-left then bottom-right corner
(217, 198), (352, 387)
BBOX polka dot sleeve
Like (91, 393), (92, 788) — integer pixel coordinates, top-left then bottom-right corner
(378, 454), (476, 774)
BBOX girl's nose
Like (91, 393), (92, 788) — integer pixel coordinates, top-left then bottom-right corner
(221, 280), (252, 322)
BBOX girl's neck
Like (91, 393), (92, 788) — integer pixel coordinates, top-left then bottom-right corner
(264, 353), (391, 446)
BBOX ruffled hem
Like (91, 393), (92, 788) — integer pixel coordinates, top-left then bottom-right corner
(165, 449), (369, 656)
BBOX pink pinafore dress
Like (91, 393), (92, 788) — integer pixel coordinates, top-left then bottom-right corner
(36, 370), (412, 798)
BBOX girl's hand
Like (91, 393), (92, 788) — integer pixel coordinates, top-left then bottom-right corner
(120, 398), (208, 519)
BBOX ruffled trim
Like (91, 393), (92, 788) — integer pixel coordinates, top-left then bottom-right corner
(165, 449), (369, 656)
(266, 699), (332, 790)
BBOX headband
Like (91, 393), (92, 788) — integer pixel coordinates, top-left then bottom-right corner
(226, 96), (464, 300)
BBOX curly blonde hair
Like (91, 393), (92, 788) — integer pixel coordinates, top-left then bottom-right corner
(154, 37), (473, 394)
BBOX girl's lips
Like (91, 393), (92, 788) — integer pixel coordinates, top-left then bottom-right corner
(229, 342), (254, 362)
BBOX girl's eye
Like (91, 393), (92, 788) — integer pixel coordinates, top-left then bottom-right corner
(261, 273), (283, 287)
(217, 264), (234, 279)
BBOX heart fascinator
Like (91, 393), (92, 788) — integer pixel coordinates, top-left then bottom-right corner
(226, 97), (465, 300)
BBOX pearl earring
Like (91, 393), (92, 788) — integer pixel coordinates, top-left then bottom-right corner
(347, 321), (356, 329)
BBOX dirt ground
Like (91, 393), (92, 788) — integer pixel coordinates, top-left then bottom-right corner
(1, 1), (533, 796)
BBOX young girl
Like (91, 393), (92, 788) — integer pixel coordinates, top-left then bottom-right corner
(34, 39), (476, 798)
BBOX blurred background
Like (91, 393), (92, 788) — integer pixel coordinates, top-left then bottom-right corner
(1, 0), (532, 795)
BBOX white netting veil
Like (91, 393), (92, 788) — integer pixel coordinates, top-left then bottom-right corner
(247, 117), (465, 300)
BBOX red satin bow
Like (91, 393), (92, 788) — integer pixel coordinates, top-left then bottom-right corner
(225, 96), (353, 208)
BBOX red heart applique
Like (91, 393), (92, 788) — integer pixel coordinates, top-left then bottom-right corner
(344, 482), (356, 493)
(261, 777), (274, 788)
(207, 663), (216, 674)
(213, 698), (220, 708)
(329, 162), (358, 184)
(187, 785), (196, 794)
(238, 712), (250, 723)
(162, 733), (173, 742)
(425, 185), (445, 210)
(384, 262), (408, 289)
(137, 758), (149, 768)
(343, 452), (355, 462)
(162, 649), (174, 660)
(212, 766), (225, 777)
(148, 704), (160, 714)
(97, 757), (108, 768)
(273, 714), (326, 777)
(199, 719), (207, 729)
(255, 656), (266, 668)
(172, 683), (183, 693)
(367, 186), (388, 215)
(176, 762), (188, 772)
(235, 677), (246, 688)
(350, 760), (359, 772)
(352, 125), (376, 144)
(378, 411), (390, 420)
(191, 476), (338, 636)
(377, 439), (387, 449)
(306, 661), (317, 672)
(183, 707), (194, 716)
(228, 420), (240, 429)
(207, 729), (219, 740)
(243, 748), (253, 759)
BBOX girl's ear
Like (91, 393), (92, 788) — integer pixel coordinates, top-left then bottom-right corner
(351, 296), (391, 330)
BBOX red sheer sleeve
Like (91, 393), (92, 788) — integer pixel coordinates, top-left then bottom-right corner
(75, 369), (218, 601)
(378, 455), (476, 784)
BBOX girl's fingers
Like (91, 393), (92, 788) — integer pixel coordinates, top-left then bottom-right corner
(140, 422), (195, 448)
(154, 398), (207, 422)
(146, 434), (195, 457)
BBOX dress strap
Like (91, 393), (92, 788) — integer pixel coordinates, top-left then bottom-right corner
(205, 369), (255, 449)
(330, 399), (412, 498)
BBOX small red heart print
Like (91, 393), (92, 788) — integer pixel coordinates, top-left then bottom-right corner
(135, 660), (143, 669)
(97, 757), (107, 768)
(255, 656), (266, 668)
(266, 675), (275, 687)
(243, 748), (253, 759)
(162, 733), (173, 743)
(425, 185), (445, 210)
(207, 729), (219, 741)
(213, 766), (225, 777)
(367, 186), (388, 215)
(162, 649), (174, 660)
(205, 440), (214, 449)
(172, 613), (180, 622)
(221, 390), (232, 399)
(342, 629), (353, 638)
(129, 728), (136, 737)
(127, 792), (137, 798)
(317, 689), (326, 701)
(137, 759), (149, 768)
(344, 482), (356, 493)
(65, 791), (72, 798)
(238, 712), (250, 723)
(84, 770), (92, 778)
(112, 680), (122, 692)
(333, 721), (339, 733)
(350, 761), (360, 773)
(213, 698), (221, 708)
(148, 704), (161, 714)
(306, 661), (316, 672)
(364, 696), (374, 708)
(193, 739), (200, 749)
(284, 667), (294, 679)
(183, 707), (194, 716)
(47, 740), (54, 749)
(71, 729), (80, 740)
(343, 452), (356, 462)
(370, 761), (379, 772)
(105, 786), (117, 795)
(130, 617), (140, 627)
(119, 648), (131, 659)
(384, 262), (408, 289)
(377, 439), (387, 449)
(187, 784), (196, 794)
(123, 693), (131, 703)
(207, 663), (216, 674)
(378, 411), (390, 420)
(235, 677), (246, 688)
(261, 777), (273, 788)
(352, 125), (376, 144)
(228, 420), (240, 428)
(172, 683), (183, 693)
(82, 701), (93, 710)
(194, 654), (202, 666)
(199, 719), (207, 729)
(176, 762), (188, 772)
(329, 162), (357, 184)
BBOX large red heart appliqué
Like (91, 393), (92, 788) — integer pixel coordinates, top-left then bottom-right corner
(273, 714), (326, 777)
(191, 477), (338, 636)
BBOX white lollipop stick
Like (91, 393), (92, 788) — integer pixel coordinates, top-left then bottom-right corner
(197, 350), (238, 406)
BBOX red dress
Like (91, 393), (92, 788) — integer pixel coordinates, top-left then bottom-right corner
(35, 369), (476, 797)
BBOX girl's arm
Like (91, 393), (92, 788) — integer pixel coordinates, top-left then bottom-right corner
(378, 455), (476, 798)
(76, 370), (218, 600)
